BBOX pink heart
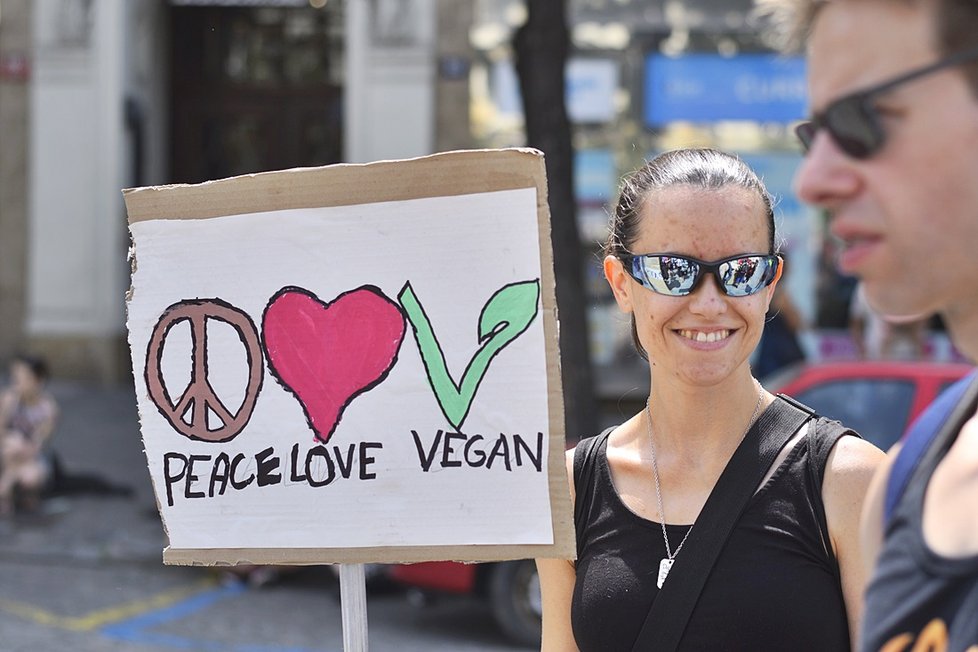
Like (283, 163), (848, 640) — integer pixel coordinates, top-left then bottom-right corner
(262, 286), (406, 444)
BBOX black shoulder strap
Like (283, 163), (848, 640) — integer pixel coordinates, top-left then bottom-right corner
(573, 428), (613, 534)
(631, 395), (814, 652)
(807, 417), (857, 575)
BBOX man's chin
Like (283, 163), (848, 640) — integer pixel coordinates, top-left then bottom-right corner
(863, 284), (933, 323)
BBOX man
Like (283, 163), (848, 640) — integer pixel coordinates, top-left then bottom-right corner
(759, 0), (978, 649)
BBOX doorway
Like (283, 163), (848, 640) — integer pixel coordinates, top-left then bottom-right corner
(169, 3), (344, 184)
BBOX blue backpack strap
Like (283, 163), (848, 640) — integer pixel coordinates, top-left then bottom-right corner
(885, 369), (978, 523)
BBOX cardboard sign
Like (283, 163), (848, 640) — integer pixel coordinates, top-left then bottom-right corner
(123, 149), (574, 566)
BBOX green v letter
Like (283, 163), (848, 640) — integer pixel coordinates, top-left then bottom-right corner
(398, 280), (541, 431)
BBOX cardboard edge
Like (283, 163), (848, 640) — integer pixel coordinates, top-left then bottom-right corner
(163, 543), (570, 566)
(125, 310), (176, 548)
(531, 158), (576, 564)
(123, 148), (546, 223)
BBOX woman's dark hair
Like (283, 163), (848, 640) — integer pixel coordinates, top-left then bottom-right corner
(12, 353), (50, 383)
(605, 148), (777, 359)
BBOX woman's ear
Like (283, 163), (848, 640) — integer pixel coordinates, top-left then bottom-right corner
(604, 255), (634, 313)
(764, 255), (785, 309)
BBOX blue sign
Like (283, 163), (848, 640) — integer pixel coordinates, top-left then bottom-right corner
(644, 54), (807, 126)
(574, 149), (616, 205)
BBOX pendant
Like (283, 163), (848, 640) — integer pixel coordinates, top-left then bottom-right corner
(657, 558), (674, 589)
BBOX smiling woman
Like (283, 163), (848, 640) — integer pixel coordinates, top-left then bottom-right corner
(535, 148), (885, 652)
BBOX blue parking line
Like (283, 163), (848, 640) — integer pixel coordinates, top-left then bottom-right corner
(100, 582), (333, 652)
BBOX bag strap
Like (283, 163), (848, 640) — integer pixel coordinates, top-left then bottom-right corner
(885, 369), (978, 523)
(631, 395), (814, 652)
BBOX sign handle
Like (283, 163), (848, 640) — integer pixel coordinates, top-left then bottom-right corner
(339, 563), (369, 651)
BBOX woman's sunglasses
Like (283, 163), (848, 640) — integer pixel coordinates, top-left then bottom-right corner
(619, 253), (782, 297)
(796, 45), (978, 159)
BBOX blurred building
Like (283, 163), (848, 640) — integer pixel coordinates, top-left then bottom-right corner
(0, 0), (837, 383)
(0, 0), (475, 381)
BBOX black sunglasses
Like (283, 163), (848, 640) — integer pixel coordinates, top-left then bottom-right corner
(619, 253), (782, 297)
(796, 45), (978, 159)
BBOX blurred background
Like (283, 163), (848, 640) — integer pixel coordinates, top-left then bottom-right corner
(0, 0), (966, 406)
(0, 1), (970, 650)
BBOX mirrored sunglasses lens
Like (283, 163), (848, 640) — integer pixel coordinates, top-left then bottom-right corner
(640, 256), (698, 295)
(719, 257), (777, 296)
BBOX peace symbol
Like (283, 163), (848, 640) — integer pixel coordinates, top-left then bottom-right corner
(145, 299), (264, 443)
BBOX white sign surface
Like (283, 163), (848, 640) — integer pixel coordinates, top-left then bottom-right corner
(124, 150), (573, 564)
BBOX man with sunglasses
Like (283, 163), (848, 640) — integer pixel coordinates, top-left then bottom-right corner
(760, 0), (978, 649)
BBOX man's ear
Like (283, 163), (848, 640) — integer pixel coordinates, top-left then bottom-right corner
(604, 255), (634, 313)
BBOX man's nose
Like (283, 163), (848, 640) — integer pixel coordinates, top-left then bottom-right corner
(793, 131), (862, 208)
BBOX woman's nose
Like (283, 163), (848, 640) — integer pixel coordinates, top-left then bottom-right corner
(687, 274), (728, 315)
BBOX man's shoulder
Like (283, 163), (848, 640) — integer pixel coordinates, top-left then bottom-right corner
(939, 416), (978, 475)
(919, 415), (978, 556)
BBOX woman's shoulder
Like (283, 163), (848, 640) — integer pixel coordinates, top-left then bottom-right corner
(569, 427), (615, 470)
(576, 427), (615, 450)
(823, 434), (884, 477)
(806, 415), (883, 476)
(819, 429), (885, 530)
(565, 427), (617, 510)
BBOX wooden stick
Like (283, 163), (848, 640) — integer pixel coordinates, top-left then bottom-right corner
(339, 563), (369, 651)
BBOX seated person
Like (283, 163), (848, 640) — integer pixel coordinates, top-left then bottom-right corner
(0, 354), (59, 515)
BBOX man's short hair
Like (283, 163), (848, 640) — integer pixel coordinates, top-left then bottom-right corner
(754, 0), (824, 53)
(756, 0), (978, 93)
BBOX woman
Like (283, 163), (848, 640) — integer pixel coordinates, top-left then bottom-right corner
(0, 354), (59, 515)
(537, 149), (883, 650)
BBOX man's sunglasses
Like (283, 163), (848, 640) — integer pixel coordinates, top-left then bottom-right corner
(796, 45), (978, 159)
(619, 253), (782, 297)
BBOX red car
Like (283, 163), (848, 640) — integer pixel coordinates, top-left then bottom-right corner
(767, 360), (973, 451)
(389, 360), (973, 647)
(391, 557), (541, 646)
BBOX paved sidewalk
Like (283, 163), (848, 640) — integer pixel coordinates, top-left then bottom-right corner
(0, 379), (167, 565)
(0, 380), (532, 651)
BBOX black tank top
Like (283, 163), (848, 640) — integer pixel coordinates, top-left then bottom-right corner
(571, 417), (851, 651)
(861, 374), (978, 652)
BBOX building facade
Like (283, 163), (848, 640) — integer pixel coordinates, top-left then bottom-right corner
(0, 0), (472, 380)
(3, 0), (859, 383)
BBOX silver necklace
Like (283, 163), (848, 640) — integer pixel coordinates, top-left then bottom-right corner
(645, 381), (764, 589)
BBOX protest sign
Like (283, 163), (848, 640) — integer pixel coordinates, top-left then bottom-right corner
(123, 148), (573, 566)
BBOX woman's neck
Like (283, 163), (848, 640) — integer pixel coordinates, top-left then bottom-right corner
(645, 372), (768, 461)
